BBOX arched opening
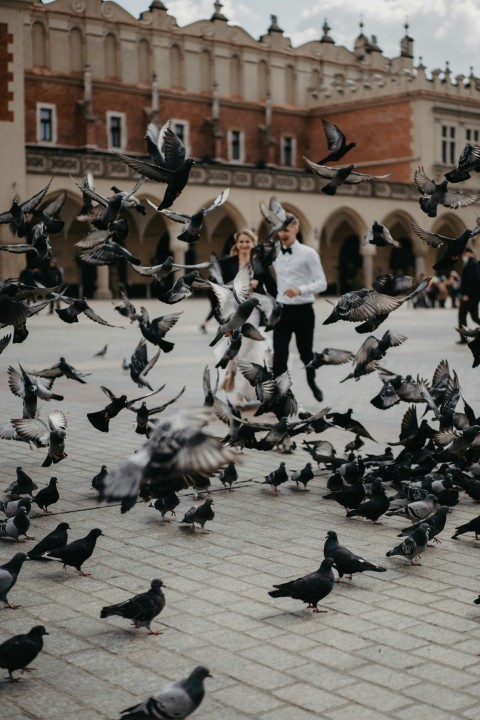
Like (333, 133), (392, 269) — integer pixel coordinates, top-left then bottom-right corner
(338, 233), (362, 293)
(321, 208), (365, 292)
(128, 208), (171, 297)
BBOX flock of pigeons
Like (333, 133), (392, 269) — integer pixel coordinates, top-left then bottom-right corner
(1, 118), (480, 717)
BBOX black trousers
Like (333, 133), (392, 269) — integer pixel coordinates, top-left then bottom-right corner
(458, 297), (480, 327)
(273, 304), (315, 376)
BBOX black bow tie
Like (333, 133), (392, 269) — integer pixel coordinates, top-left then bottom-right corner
(281, 246), (292, 255)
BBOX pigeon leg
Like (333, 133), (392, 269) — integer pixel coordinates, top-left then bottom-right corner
(63, 564), (67, 571)
(200, 529), (210, 535)
(192, 523), (196, 532)
(25, 534), (35, 540)
(475, 534), (480, 540)
(347, 575), (353, 580)
(171, 511), (177, 517)
(163, 517), (171, 523)
(433, 538), (441, 545)
(147, 629), (163, 636)
(4, 601), (20, 609)
(79, 570), (92, 576)
(410, 559), (422, 566)
(43, 508), (52, 514)
(16, 538), (26, 543)
(21, 667), (35, 673)
(312, 607), (328, 613)
(7, 672), (19, 682)
(373, 521), (383, 525)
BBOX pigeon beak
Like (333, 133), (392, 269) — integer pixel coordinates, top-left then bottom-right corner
(207, 672), (213, 678)
(44, 631), (50, 635)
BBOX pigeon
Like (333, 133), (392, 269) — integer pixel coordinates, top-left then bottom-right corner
(414, 166), (478, 217)
(180, 498), (214, 534)
(119, 665), (211, 720)
(116, 120), (195, 211)
(411, 221), (474, 273)
(158, 270), (208, 304)
(203, 366), (219, 407)
(218, 462), (238, 492)
(91, 465), (108, 493)
(130, 257), (212, 284)
(27, 523), (70, 560)
(114, 290), (139, 323)
(0, 507), (33, 542)
(129, 339), (160, 391)
(0, 333), (11, 354)
(101, 408), (235, 512)
(259, 196), (295, 240)
(0, 625), (48, 681)
(0, 180), (52, 236)
(346, 479), (390, 524)
(364, 221), (400, 248)
(262, 462), (288, 495)
(137, 307), (181, 352)
(268, 558), (335, 613)
(101, 579), (166, 635)
(87, 386), (162, 433)
(317, 119), (356, 165)
(5, 467), (38, 497)
(43, 528), (103, 576)
(0, 552), (29, 608)
(155, 188), (229, 243)
(12, 410), (68, 467)
(324, 531), (387, 581)
(149, 494), (180, 522)
(0, 498), (31, 519)
(372, 274), (415, 296)
(323, 478), (365, 512)
(398, 507), (450, 544)
(386, 523), (430, 565)
(291, 463), (314, 490)
(209, 297), (261, 347)
(7, 364), (38, 419)
(445, 143), (480, 183)
(72, 175), (145, 229)
(215, 330), (243, 369)
(304, 157), (390, 195)
(31, 356), (91, 383)
(94, 344), (108, 357)
(78, 233), (141, 266)
(326, 408), (375, 441)
(452, 515), (480, 541)
(55, 295), (120, 327)
(32, 477), (59, 514)
(306, 348), (354, 370)
(128, 387), (186, 437)
(386, 493), (436, 521)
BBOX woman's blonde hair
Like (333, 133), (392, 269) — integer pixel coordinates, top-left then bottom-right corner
(230, 228), (258, 256)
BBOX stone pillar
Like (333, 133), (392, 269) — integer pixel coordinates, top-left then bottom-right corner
(94, 266), (112, 299)
(415, 253), (426, 278)
(360, 243), (376, 288)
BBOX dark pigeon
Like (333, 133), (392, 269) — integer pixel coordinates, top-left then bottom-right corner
(101, 579), (165, 635)
(0, 625), (48, 681)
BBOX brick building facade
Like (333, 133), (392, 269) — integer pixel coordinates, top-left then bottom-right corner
(1, 0), (480, 296)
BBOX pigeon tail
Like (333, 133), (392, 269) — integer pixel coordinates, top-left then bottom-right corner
(87, 411), (110, 433)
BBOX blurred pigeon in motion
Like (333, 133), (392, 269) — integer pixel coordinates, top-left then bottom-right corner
(324, 530), (386, 581)
(0, 333), (11, 354)
(128, 386), (186, 437)
(259, 196), (295, 240)
(306, 347), (354, 370)
(180, 498), (215, 534)
(129, 339), (160, 391)
(116, 120), (194, 211)
(445, 143), (480, 183)
(94, 344), (108, 358)
(304, 157), (390, 195)
(32, 477), (59, 514)
(130, 256), (212, 285)
(7, 364), (38, 419)
(0, 552), (29, 608)
(27, 522), (70, 560)
(73, 175), (145, 229)
(0, 179), (52, 237)
(158, 271), (208, 304)
(154, 188), (229, 244)
(12, 410), (67, 467)
(364, 221), (400, 248)
(31, 356), (91, 384)
(78, 232), (141, 266)
(87, 386), (162, 433)
(114, 290), (139, 323)
(0, 625), (48, 681)
(101, 579), (165, 635)
(119, 665), (211, 720)
(317, 119), (356, 165)
(326, 408), (375, 441)
(218, 462), (238, 492)
(372, 274), (415, 296)
(149, 494), (180, 522)
(268, 558), (335, 613)
(414, 166), (478, 217)
(411, 220), (475, 273)
(203, 366), (219, 407)
(5, 467), (37, 497)
(209, 298), (260, 347)
(0, 222), (51, 269)
(101, 408), (235, 512)
(43, 528), (103, 576)
(386, 523), (429, 565)
(91, 465), (109, 494)
(55, 295), (120, 327)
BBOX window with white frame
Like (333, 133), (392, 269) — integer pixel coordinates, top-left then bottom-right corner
(281, 136), (296, 167)
(37, 104), (56, 143)
(466, 127), (480, 145)
(171, 120), (190, 155)
(107, 112), (126, 150)
(441, 123), (456, 164)
(228, 129), (244, 162)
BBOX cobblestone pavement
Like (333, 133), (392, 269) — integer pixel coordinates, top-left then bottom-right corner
(1, 298), (480, 720)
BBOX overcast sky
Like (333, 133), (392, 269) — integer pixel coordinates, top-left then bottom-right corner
(98, 0), (480, 78)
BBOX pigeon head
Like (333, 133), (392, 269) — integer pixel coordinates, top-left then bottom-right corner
(320, 558), (335, 571)
(57, 522), (70, 530)
(29, 625), (49, 637)
(151, 579), (164, 591)
(325, 530), (338, 541)
(204, 498), (214, 506)
(50, 477), (58, 485)
(190, 665), (212, 681)
(88, 528), (104, 539)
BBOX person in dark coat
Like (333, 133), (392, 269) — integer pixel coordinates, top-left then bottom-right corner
(457, 247), (480, 342)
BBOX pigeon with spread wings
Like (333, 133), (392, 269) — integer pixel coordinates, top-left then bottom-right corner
(414, 166), (478, 217)
(411, 220), (476, 273)
(304, 156), (390, 196)
(317, 118), (356, 165)
(153, 188), (229, 244)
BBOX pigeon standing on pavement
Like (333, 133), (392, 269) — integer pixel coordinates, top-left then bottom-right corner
(346, 479), (390, 523)
(6, 467), (38, 497)
(268, 558), (335, 613)
(386, 523), (430, 565)
(323, 531), (386, 581)
(32, 477), (59, 514)
(0, 553), (30, 608)
(451, 515), (480, 540)
(27, 523), (70, 560)
(119, 665), (211, 719)
(386, 493), (436, 522)
(91, 465), (109, 493)
(291, 463), (315, 490)
(101, 579), (166, 635)
(180, 498), (215, 534)
(0, 497), (31, 519)
(149, 494), (180, 522)
(43, 528), (103, 576)
(0, 507), (33, 542)
(0, 625), (48, 681)
(262, 462), (288, 495)
(218, 462), (238, 492)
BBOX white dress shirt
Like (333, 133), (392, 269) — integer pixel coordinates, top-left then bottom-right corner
(274, 240), (327, 305)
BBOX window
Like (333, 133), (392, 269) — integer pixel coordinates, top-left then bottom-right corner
(171, 120), (190, 155)
(228, 129), (244, 162)
(441, 124), (456, 165)
(466, 127), (480, 145)
(37, 104), (56, 143)
(107, 112), (126, 149)
(282, 136), (295, 167)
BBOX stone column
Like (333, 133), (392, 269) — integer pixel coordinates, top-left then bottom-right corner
(415, 251), (427, 278)
(94, 266), (112, 299)
(360, 243), (376, 288)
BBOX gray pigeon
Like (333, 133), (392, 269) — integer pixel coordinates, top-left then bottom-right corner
(120, 665), (211, 719)
(0, 552), (30, 608)
(386, 523), (430, 565)
(0, 507), (33, 542)
(386, 493), (436, 522)
(218, 462), (238, 492)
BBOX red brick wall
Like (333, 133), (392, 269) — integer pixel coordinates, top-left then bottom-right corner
(0, 24), (14, 122)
